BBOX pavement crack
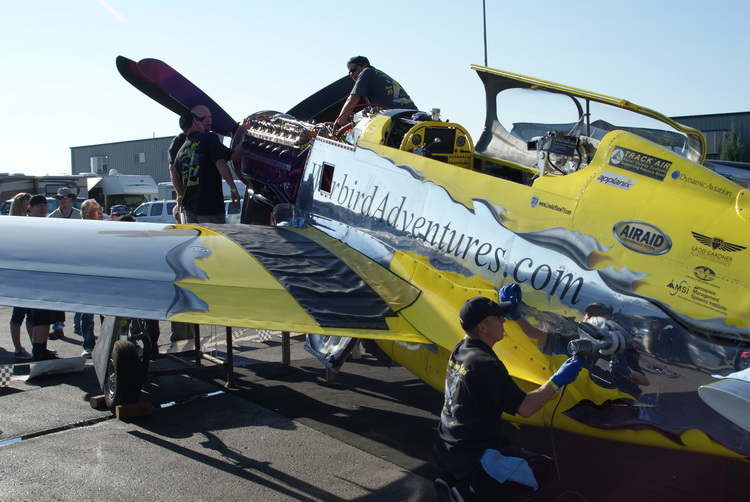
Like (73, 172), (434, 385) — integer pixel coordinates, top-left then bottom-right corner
(0, 415), (114, 447)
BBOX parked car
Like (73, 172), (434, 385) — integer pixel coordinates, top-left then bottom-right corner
(133, 199), (242, 224)
(132, 200), (178, 223)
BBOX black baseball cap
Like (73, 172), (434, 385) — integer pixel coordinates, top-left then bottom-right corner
(29, 194), (47, 206)
(459, 297), (512, 330)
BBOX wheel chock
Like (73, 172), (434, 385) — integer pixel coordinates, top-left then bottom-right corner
(115, 402), (153, 419)
(89, 394), (108, 410)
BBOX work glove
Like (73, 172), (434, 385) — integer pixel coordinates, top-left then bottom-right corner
(549, 357), (584, 391)
(609, 356), (632, 376)
(499, 283), (522, 320)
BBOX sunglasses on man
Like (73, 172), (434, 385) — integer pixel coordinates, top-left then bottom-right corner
(55, 195), (75, 200)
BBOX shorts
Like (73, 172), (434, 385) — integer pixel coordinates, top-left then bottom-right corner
(10, 307), (30, 326)
(29, 309), (65, 327)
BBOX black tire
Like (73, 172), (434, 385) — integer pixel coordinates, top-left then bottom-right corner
(104, 340), (142, 411)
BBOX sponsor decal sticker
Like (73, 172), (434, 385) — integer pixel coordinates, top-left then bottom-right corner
(595, 171), (636, 190)
(613, 220), (671, 255)
(609, 147), (672, 180)
(690, 232), (746, 268)
(692, 266), (716, 282)
(667, 279), (726, 313)
(690, 232), (745, 267)
(531, 197), (571, 215)
(671, 170), (733, 197)
(691, 232), (746, 252)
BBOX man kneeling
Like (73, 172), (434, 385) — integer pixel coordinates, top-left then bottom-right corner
(433, 296), (584, 501)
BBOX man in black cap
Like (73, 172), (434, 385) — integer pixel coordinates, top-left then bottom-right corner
(333, 56), (417, 129)
(433, 294), (584, 501)
(27, 194), (48, 217)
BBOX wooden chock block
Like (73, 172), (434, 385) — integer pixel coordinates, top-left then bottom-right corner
(115, 402), (153, 419)
(89, 394), (107, 410)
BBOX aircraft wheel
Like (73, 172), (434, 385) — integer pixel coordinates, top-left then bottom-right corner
(104, 340), (142, 411)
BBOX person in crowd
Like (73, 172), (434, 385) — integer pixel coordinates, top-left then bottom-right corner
(8, 307), (33, 361)
(48, 187), (81, 219)
(77, 199), (104, 356)
(8, 192), (31, 216)
(25, 195), (61, 360)
(109, 204), (129, 221)
(81, 199), (104, 220)
(47, 187), (82, 339)
(7, 192), (33, 358)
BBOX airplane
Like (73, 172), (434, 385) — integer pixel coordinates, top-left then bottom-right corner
(2, 56), (750, 484)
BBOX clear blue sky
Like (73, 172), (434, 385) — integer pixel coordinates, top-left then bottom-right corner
(1, 0), (747, 176)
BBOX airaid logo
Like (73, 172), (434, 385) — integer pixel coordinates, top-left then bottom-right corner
(613, 220), (671, 255)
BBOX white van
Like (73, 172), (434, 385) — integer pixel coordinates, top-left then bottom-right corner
(132, 200), (178, 223)
(133, 200), (242, 224)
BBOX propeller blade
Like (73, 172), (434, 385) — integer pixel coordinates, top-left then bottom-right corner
(137, 58), (237, 136)
(286, 76), (351, 122)
(115, 56), (188, 116)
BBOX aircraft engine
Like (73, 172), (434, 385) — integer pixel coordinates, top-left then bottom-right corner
(240, 114), (325, 205)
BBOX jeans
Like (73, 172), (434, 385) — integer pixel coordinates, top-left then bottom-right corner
(79, 313), (95, 351)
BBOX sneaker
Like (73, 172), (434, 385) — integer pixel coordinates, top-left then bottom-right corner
(14, 348), (33, 361)
(81, 348), (92, 359)
(49, 330), (64, 340)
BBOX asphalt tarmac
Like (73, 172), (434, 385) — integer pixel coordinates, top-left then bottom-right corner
(1, 306), (749, 501)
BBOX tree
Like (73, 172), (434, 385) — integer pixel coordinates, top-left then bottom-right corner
(719, 121), (745, 161)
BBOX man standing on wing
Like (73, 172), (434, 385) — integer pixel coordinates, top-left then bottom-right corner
(334, 56), (417, 129)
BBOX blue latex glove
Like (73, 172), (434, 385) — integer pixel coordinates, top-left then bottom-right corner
(499, 283), (522, 320)
(610, 356), (632, 376)
(550, 357), (584, 391)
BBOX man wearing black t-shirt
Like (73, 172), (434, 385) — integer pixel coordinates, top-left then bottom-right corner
(169, 105), (249, 222)
(173, 112), (241, 223)
(434, 296), (584, 501)
(333, 56), (417, 129)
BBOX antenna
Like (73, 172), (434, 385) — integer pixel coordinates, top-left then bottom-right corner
(482, 0), (488, 66)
